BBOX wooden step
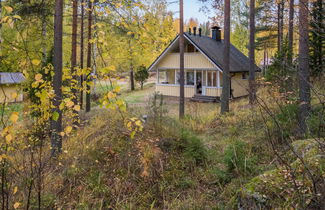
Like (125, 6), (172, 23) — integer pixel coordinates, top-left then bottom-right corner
(190, 98), (216, 103)
(191, 95), (220, 103)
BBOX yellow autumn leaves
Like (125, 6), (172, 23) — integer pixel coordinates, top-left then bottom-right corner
(125, 117), (143, 139)
(1, 6), (22, 29)
(1, 112), (19, 147)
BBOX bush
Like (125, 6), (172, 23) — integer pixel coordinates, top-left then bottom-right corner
(223, 140), (256, 176)
(177, 130), (207, 165)
(271, 103), (325, 140)
(211, 140), (258, 185)
(273, 103), (299, 139)
(307, 104), (325, 137)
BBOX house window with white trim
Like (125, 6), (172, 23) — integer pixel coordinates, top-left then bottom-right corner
(158, 70), (168, 84)
(186, 71), (194, 85)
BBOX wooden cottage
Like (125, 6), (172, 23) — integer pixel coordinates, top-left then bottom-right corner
(0, 72), (25, 103)
(148, 26), (259, 100)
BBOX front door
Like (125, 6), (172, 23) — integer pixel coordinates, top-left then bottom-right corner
(196, 71), (206, 95)
(196, 72), (202, 95)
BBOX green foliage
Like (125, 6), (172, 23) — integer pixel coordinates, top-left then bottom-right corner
(307, 104), (325, 136)
(134, 65), (149, 89)
(265, 38), (295, 91)
(238, 139), (325, 209)
(271, 103), (325, 140)
(231, 24), (249, 56)
(178, 130), (207, 165)
(273, 103), (299, 139)
(309, 0), (324, 76)
(214, 140), (257, 184)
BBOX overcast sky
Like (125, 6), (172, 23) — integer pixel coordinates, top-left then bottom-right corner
(166, 0), (213, 24)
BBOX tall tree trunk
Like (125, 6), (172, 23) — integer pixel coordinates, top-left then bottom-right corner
(263, 45), (266, 74)
(86, 0), (92, 113)
(288, 0), (294, 65)
(179, 0), (185, 118)
(220, 0), (230, 114)
(71, 0), (78, 124)
(41, 16), (47, 64)
(51, 0), (63, 156)
(130, 69), (135, 90)
(277, 1), (284, 52)
(298, 0), (310, 135)
(80, 0), (85, 109)
(0, 0), (2, 45)
(129, 38), (135, 91)
(249, 0), (256, 104)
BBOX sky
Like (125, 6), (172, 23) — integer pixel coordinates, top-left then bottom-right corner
(166, 0), (213, 24)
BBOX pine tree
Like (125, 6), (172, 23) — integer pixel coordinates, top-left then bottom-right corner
(51, 0), (63, 156)
(288, 0), (294, 65)
(71, 0), (78, 123)
(86, 0), (92, 113)
(249, 0), (256, 104)
(80, 0), (85, 109)
(309, 0), (324, 76)
(298, 0), (311, 135)
(179, 0), (185, 118)
(221, 0), (231, 114)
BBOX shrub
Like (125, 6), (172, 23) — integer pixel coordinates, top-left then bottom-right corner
(223, 140), (256, 177)
(210, 140), (258, 185)
(271, 103), (325, 140)
(307, 104), (325, 137)
(273, 103), (299, 139)
(135, 65), (149, 89)
(177, 130), (207, 165)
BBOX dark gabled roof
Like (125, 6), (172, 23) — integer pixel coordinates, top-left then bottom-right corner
(185, 32), (260, 72)
(148, 33), (260, 73)
(0, 72), (25, 84)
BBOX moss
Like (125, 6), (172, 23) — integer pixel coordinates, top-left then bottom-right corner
(237, 139), (325, 209)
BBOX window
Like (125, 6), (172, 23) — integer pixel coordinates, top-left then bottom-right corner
(158, 70), (168, 84)
(213, 72), (217, 87)
(186, 71), (194, 85)
(176, 71), (180, 84)
(207, 71), (212, 86)
(242, 72), (248, 80)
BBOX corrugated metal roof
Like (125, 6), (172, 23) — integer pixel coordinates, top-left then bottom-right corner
(0, 72), (26, 84)
(185, 33), (260, 73)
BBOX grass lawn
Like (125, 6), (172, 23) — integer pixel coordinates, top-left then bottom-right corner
(115, 81), (242, 121)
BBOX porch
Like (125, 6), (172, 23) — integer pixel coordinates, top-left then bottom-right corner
(155, 69), (223, 98)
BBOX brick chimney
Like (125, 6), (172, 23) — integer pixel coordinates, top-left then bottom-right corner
(211, 26), (221, 41)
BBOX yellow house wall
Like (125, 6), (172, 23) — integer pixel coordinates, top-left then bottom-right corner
(231, 73), (249, 98)
(157, 53), (215, 69)
(0, 85), (24, 103)
(156, 85), (223, 98)
(156, 85), (195, 98)
(206, 88), (222, 97)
